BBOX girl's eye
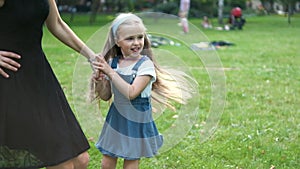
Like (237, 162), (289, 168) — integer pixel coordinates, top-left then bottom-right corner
(124, 35), (143, 41)
(126, 37), (134, 40)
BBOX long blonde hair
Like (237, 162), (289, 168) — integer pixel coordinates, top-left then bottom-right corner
(91, 13), (194, 110)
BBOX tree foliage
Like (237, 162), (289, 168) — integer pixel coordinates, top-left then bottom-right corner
(58, 0), (248, 17)
(58, 0), (299, 24)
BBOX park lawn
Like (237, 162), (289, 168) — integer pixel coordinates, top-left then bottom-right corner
(43, 14), (300, 169)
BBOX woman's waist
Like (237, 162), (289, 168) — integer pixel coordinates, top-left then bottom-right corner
(0, 40), (43, 55)
(0, 32), (42, 50)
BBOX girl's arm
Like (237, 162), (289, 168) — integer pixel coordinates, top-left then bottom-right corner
(110, 74), (151, 100)
(94, 72), (112, 101)
(93, 57), (151, 100)
(45, 0), (95, 60)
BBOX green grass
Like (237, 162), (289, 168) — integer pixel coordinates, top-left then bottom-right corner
(43, 14), (300, 168)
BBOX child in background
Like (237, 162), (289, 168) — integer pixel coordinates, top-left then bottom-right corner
(201, 16), (213, 29)
(90, 13), (192, 169)
(179, 0), (190, 33)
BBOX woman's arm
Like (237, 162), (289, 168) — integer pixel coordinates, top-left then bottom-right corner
(45, 0), (95, 60)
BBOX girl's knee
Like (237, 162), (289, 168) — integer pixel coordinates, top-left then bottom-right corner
(123, 160), (139, 169)
(46, 160), (74, 169)
(101, 155), (117, 169)
(46, 152), (89, 169)
(101, 161), (111, 169)
(74, 152), (89, 169)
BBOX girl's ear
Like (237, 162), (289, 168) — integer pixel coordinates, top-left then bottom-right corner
(115, 39), (120, 47)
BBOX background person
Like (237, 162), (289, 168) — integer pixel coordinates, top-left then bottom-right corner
(201, 16), (213, 29)
(178, 0), (190, 33)
(228, 7), (246, 30)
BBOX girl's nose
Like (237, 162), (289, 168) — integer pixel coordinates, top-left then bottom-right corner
(133, 38), (138, 44)
(133, 37), (141, 45)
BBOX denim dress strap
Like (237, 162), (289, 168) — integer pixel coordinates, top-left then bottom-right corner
(132, 55), (149, 71)
(131, 55), (148, 78)
(111, 56), (120, 69)
(111, 55), (149, 70)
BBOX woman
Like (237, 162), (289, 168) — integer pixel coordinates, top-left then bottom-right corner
(0, 0), (96, 168)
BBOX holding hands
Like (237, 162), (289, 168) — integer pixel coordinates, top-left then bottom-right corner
(91, 56), (113, 81)
(90, 55), (113, 101)
(0, 51), (21, 78)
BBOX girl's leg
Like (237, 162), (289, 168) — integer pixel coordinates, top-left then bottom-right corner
(46, 160), (74, 169)
(73, 151), (89, 169)
(101, 155), (118, 169)
(46, 151), (89, 169)
(123, 159), (139, 169)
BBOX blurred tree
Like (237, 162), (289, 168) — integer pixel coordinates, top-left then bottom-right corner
(227, 0), (247, 8)
(260, 0), (275, 13)
(218, 0), (224, 24)
(58, 0), (266, 24)
(89, 0), (101, 24)
(278, 0), (298, 24)
(261, 0), (299, 23)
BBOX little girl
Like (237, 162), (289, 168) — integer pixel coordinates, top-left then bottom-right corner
(90, 13), (192, 169)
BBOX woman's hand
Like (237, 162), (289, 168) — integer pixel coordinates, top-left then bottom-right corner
(0, 51), (21, 78)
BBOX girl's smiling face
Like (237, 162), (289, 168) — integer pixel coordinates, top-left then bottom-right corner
(116, 23), (145, 58)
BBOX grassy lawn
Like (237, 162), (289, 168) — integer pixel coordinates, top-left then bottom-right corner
(43, 13), (300, 168)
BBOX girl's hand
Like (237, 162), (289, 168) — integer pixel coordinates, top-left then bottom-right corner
(92, 56), (114, 78)
(93, 71), (107, 81)
(0, 51), (21, 78)
(90, 54), (107, 81)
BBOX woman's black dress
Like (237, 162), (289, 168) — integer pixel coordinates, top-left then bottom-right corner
(0, 0), (90, 168)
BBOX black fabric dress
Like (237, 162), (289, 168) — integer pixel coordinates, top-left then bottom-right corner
(0, 0), (90, 168)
